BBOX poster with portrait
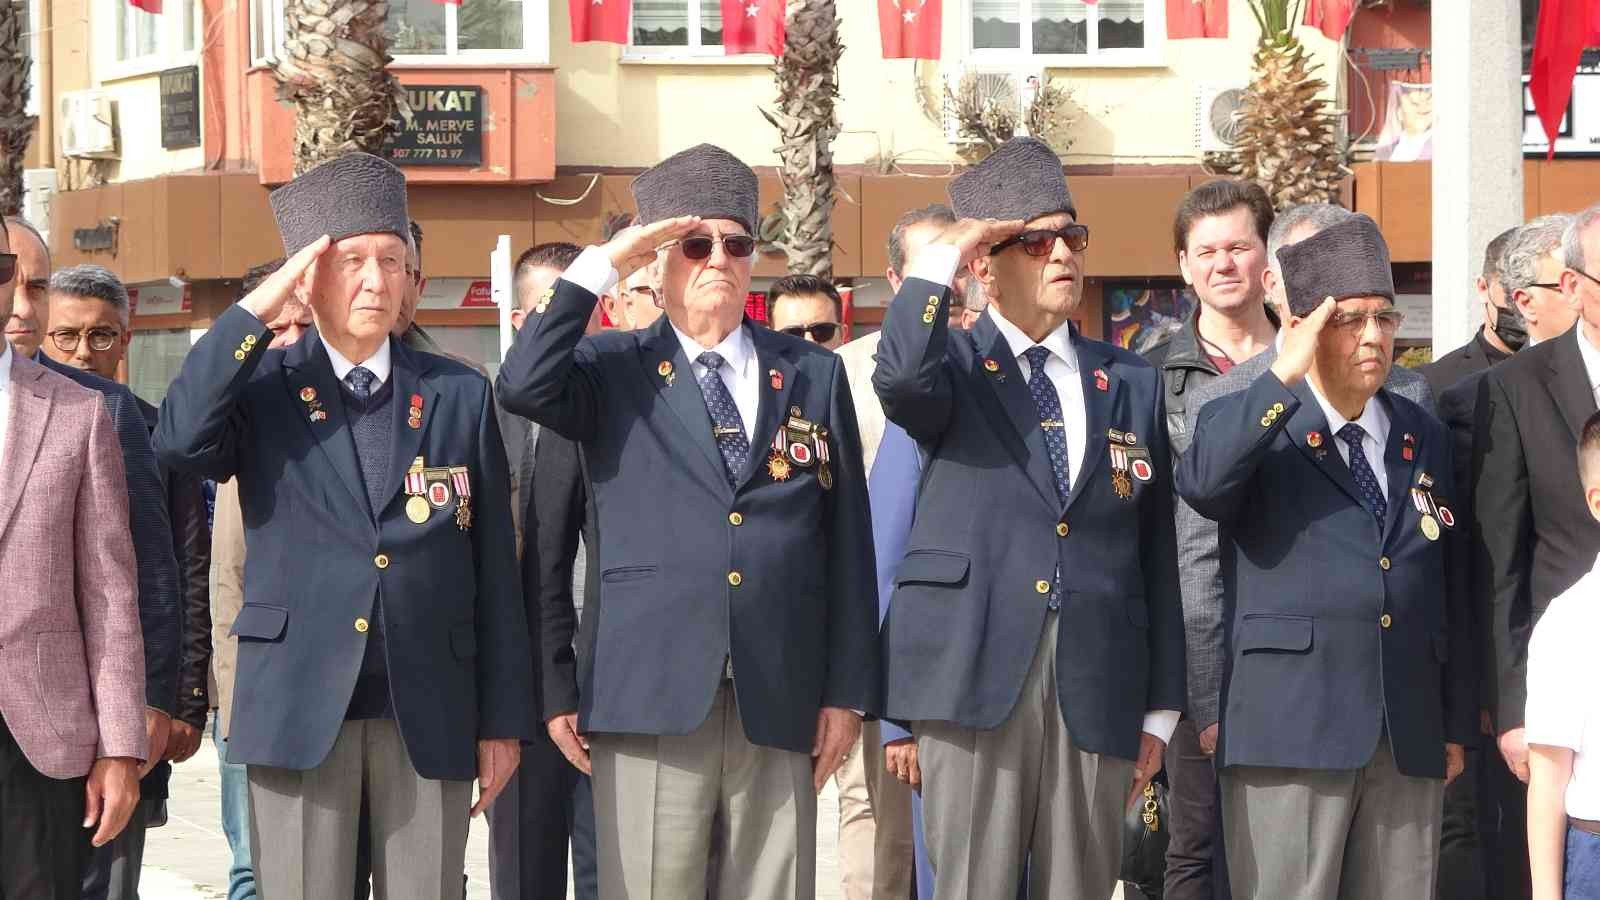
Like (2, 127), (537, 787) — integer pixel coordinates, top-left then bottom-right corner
(1375, 82), (1434, 162)
(1103, 283), (1193, 355)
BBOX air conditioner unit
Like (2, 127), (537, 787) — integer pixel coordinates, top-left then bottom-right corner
(22, 169), (55, 241)
(941, 68), (1045, 145)
(59, 91), (118, 159)
(1195, 84), (1249, 153)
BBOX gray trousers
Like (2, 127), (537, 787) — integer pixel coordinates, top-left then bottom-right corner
(1221, 739), (1445, 900)
(247, 719), (473, 900)
(590, 682), (817, 900)
(915, 612), (1135, 900)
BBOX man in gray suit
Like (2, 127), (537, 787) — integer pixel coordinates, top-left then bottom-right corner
(1176, 203), (1434, 769)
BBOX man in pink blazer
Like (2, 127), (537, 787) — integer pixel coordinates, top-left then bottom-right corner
(0, 316), (148, 895)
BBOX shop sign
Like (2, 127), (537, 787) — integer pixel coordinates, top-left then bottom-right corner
(160, 66), (202, 150)
(387, 86), (483, 167)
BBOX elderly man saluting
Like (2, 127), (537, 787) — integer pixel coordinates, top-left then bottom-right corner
(156, 153), (533, 900)
(497, 143), (879, 900)
(1177, 214), (1474, 899)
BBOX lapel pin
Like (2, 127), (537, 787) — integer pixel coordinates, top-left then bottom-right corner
(790, 405), (803, 417)
(1125, 432), (1137, 446)
(300, 386), (317, 403)
(1402, 446), (1414, 461)
(1093, 368), (1109, 392)
(983, 358), (1000, 373)
(1438, 505), (1455, 528)
(1307, 431), (1324, 449)
(658, 360), (676, 386)
(310, 410), (327, 423)
(769, 368), (784, 391)
(1404, 432), (1416, 444)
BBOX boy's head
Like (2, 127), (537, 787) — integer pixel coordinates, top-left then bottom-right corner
(1579, 410), (1600, 520)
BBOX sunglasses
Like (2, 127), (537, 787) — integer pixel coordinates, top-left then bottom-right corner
(992, 224), (1090, 258)
(779, 322), (840, 343)
(662, 234), (757, 260)
(0, 252), (15, 285)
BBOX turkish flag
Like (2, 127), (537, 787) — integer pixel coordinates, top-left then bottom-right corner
(1167, 0), (1226, 39)
(130, 0), (162, 13)
(722, 0), (786, 56)
(1303, 0), (1356, 40)
(880, 0), (941, 59)
(571, 0), (630, 44)
(1529, 0), (1600, 157)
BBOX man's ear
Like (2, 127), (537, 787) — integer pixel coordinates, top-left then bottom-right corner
(969, 255), (995, 290)
(1513, 288), (1537, 325)
(1177, 251), (1195, 288)
(510, 309), (526, 332)
(1587, 485), (1600, 522)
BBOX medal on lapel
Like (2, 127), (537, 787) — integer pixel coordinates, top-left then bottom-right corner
(766, 446), (793, 482)
(1093, 368), (1110, 392)
(408, 393), (424, 430)
(659, 360), (675, 387)
(816, 425), (834, 491)
(450, 466), (473, 531)
(1411, 483), (1447, 541)
(1106, 429), (1151, 500)
(404, 457), (430, 524)
(769, 368), (784, 391)
(1402, 431), (1416, 462)
(300, 385), (328, 423)
(1109, 445), (1134, 500)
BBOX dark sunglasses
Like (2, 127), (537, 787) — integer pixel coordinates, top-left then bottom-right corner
(991, 224), (1091, 258)
(664, 234), (757, 260)
(0, 252), (15, 285)
(779, 322), (840, 343)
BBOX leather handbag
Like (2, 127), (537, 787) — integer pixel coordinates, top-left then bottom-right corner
(1120, 774), (1170, 899)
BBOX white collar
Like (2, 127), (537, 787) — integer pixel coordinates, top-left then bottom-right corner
(673, 320), (754, 375)
(0, 339), (11, 394)
(986, 307), (1079, 372)
(1307, 376), (1390, 448)
(322, 337), (392, 386)
(1575, 324), (1600, 393)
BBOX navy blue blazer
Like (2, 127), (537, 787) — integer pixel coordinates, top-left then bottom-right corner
(1176, 371), (1476, 778)
(37, 354), (181, 716)
(155, 305), (533, 780)
(872, 278), (1185, 762)
(495, 278), (881, 754)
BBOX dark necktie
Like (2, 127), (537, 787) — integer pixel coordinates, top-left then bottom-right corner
(696, 352), (750, 486)
(1337, 423), (1387, 524)
(1023, 346), (1071, 503)
(345, 366), (376, 404)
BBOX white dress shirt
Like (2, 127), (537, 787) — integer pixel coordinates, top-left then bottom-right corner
(323, 337), (393, 389)
(906, 242), (1178, 744)
(0, 339), (12, 473)
(1307, 377), (1392, 498)
(1575, 323), (1600, 407)
(1526, 554), (1600, 818)
(672, 321), (760, 444)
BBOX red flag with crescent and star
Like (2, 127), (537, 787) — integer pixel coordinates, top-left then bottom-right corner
(1166, 0), (1227, 39)
(1303, 0), (1356, 40)
(879, 0), (941, 59)
(722, 0), (786, 56)
(570, 0), (630, 44)
(1529, 0), (1600, 158)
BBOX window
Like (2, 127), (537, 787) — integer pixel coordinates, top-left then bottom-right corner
(626, 0), (768, 60)
(108, 0), (200, 72)
(970, 0), (1162, 66)
(252, 0), (549, 65)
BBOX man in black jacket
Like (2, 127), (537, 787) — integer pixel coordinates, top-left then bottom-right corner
(1421, 227), (1522, 400)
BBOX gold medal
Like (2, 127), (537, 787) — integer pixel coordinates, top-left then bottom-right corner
(455, 497), (473, 531)
(818, 463), (834, 491)
(406, 495), (430, 524)
(767, 450), (792, 482)
(1112, 468), (1133, 500)
(1420, 514), (1440, 541)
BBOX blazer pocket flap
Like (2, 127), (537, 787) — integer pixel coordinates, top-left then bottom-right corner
(1238, 615), (1312, 653)
(230, 605), (288, 641)
(601, 565), (658, 584)
(894, 551), (970, 587)
(451, 623), (478, 659)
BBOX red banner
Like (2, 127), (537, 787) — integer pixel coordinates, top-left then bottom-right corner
(1529, 0), (1600, 158)
(571, 0), (630, 44)
(130, 0), (162, 13)
(1303, 0), (1356, 41)
(722, 0), (785, 56)
(1167, 0), (1226, 39)
(879, 0), (941, 59)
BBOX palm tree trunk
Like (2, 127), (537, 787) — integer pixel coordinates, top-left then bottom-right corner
(273, 0), (408, 175)
(0, 1), (37, 216)
(765, 0), (841, 279)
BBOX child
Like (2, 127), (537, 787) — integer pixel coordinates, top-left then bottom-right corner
(1528, 409), (1600, 898)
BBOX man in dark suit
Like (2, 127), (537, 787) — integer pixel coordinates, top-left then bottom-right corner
(1422, 227), (1521, 399)
(1178, 214), (1472, 899)
(39, 263), (213, 900)
(873, 137), (1184, 899)
(497, 143), (879, 899)
(156, 152), (533, 900)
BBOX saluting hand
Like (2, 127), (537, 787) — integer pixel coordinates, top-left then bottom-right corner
(601, 215), (702, 283)
(1126, 733), (1166, 814)
(1269, 297), (1337, 388)
(926, 217), (1028, 271)
(811, 707), (862, 793)
(238, 234), (332, 326)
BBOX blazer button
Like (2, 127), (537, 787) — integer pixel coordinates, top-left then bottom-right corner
(1379, 556), (1391, 571)
(728, 571), (743, 587)
(1035, 580), (1051, 594)
(1380, 613), (1393, 629)
(729, 512), (744, 526)
(374, 554), (390, 569)
(1056, 522), (1070, 538)
(354, 617), (370, 633)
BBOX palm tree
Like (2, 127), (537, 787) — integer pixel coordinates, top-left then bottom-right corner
(763, 0), (842, 279)
(273, 0), (408, 175)
(0, 0), (37, 216)
(1213, 0), (1349, 208)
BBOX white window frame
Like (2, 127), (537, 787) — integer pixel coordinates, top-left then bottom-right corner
(967, 0), (1166, 69)
(622, 0), (773, 64)
(19, 0), (41, 116)
(96, 0), (202, 82)
(251, 0), (550, 67)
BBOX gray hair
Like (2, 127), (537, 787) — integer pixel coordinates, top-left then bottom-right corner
(1266, 203), (1354, 275)
(1503, 215), (1574, 296)
(1562, 204), (1600, 273)
(49, 265), (130, 321)
(887, 203), (957, 277)
(4, 215), (50, 268)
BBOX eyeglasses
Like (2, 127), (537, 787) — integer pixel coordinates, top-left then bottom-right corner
(1328, 309), (1406, 334)
(1573, 268), (1600, 291)
(1528, 282), (1563, 291)
(49, 328), (121, 352)
(661, 235), (757, 260)
(0, 252), (15, 285)
(778, 322), (841, 343)
(991, 225), (1091, 258)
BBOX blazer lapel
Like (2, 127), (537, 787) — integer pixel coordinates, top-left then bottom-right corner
(378, 340), (438, 513)
(1379, 392), (1420, 544)
(1286, 378), (1368, 511)
(740, 325), (797, 490)
(0, 355), (50, 541)
(1545, 328), (1598, 443)
(1066, 339), (1117, 513)
(969, 316), (1060, 509)
(639, 318), (731, 495)
(282, 333), (372, 516)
